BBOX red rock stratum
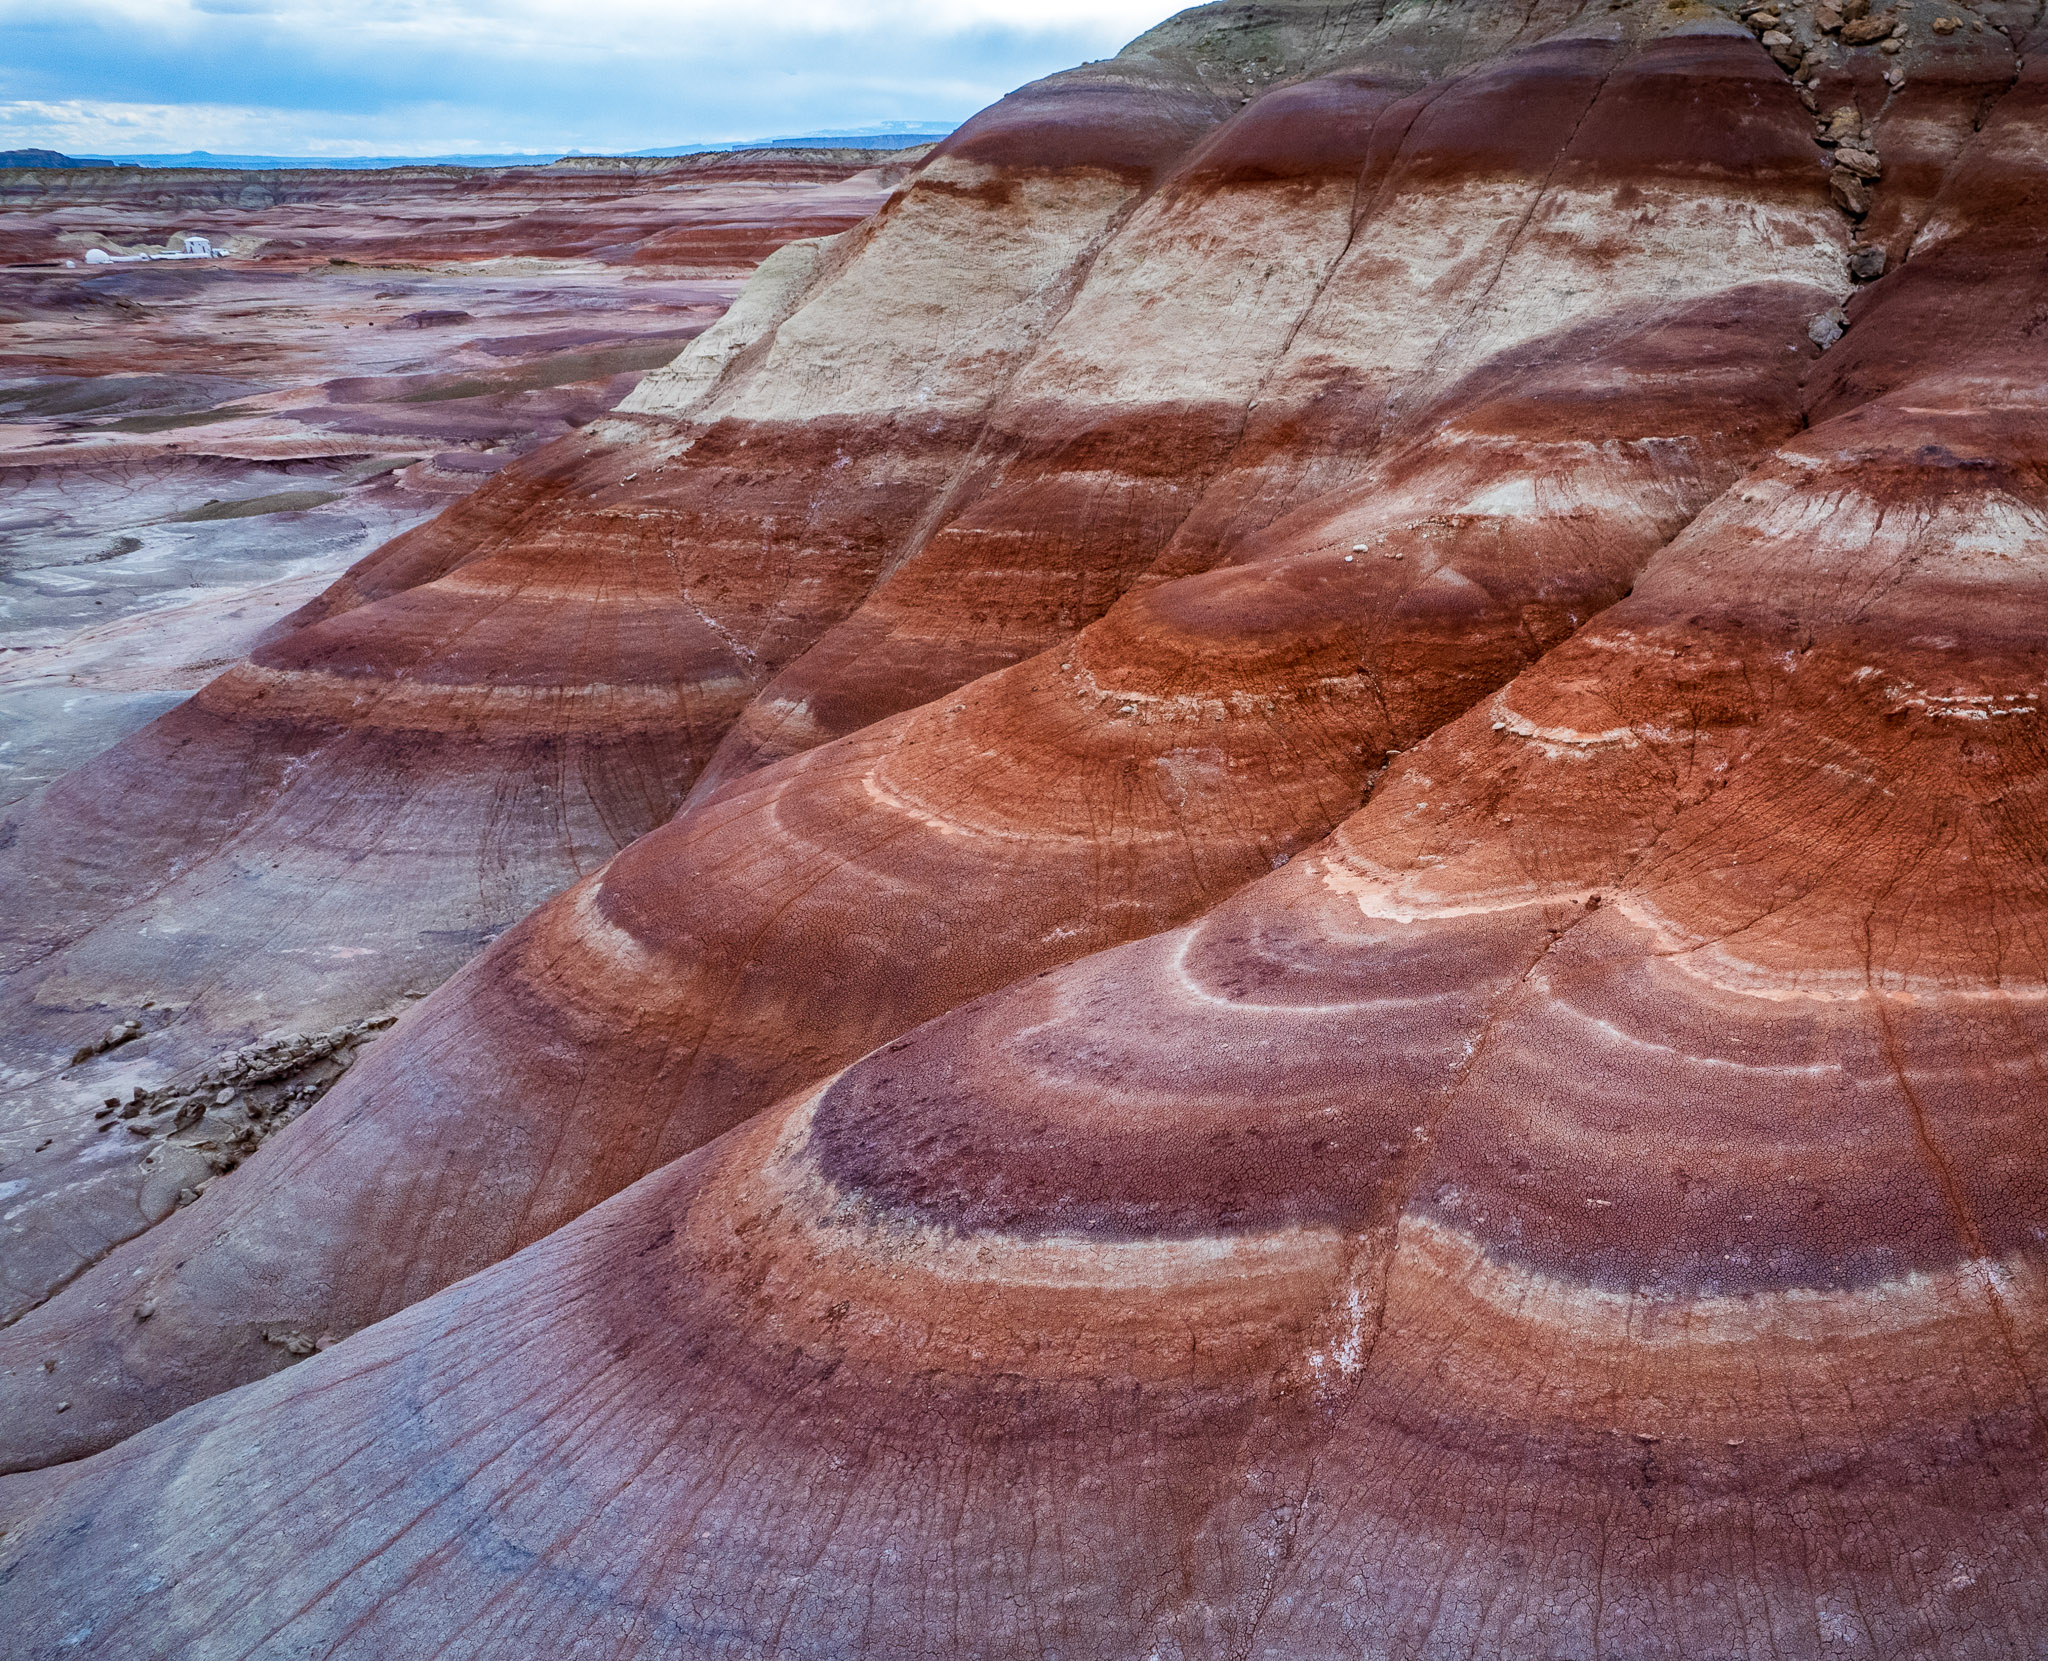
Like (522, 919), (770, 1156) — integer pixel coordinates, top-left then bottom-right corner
(4, 0), (2048, 1655)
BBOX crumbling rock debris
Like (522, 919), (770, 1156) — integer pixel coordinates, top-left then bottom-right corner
(1835, 146), (1883, 180)
(1849, 243), (1887, 280)
(92, 1087), (145, 1123)
(1830, 170), (1873, 215)
(391, 309), (473, 329)
(101, 1014), (396, 1178)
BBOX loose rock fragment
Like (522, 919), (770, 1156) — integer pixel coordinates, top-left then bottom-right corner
(68, 1016), (145, 1066)
(1822, 105), (1863, 143)
(1808, 307), (1850, 346)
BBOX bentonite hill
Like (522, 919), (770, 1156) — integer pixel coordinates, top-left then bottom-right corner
(4, 0), (2048, 1653)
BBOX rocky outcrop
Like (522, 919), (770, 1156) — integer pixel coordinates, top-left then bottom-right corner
(7, 1), (2048, 1654)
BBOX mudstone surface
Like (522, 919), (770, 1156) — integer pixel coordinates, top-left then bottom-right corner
(3, 2), (2048, 1656)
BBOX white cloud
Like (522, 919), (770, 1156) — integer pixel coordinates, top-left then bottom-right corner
(5, 1), (1170, 33)
(0, 0), (1181, 155)
(0, 0), (1176, 64)
(0, 97), (498, 155)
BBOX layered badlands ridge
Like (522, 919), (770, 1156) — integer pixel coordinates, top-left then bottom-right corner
(5, 0), (2048, 1652)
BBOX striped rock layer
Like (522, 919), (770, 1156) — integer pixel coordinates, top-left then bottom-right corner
(7, 1), (2048, 1656)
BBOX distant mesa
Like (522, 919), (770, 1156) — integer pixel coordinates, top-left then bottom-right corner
(0, 148), (118, 169)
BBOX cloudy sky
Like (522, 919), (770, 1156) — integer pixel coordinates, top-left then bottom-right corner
(0, 0), (1175, 158)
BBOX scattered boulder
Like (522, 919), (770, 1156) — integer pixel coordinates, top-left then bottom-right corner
(1808, 306), (1850, 346)
(1842, 12), (1896, 43)
(68, 1017), (142, 1066)
(1835, 146), (1883, 180)
(1848, 242), (1887, 280)
(1761, 29), (1804, 69)
(1830, 170), (1873, 215)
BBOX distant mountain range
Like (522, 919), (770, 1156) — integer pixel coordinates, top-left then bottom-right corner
(0, 124), (954, 172)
